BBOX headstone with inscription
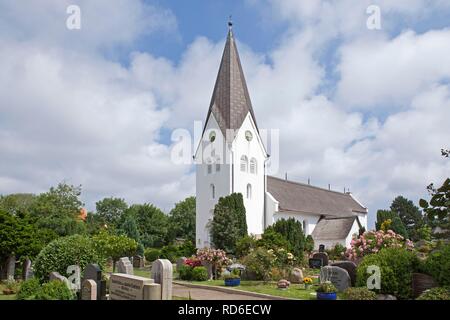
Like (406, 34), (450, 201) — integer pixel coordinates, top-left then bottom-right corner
(83, 264), (106, 300)
(319, 266), (351, 292)
(116, 257), (133, 275)
(309, 258), (323, 269)
(151, 259), (173, 300)
(290, 268), (304, 284)
(109, 273), (154, 300)
(312, 252), (329, 266)
(331, 261), (357, 286)
(81, 279), (97, 300)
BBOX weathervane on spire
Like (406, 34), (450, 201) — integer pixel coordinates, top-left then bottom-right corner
(228, 15), (233, 30)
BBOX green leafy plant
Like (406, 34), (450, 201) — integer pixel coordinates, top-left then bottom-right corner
(160, 244), (181, 262)
(16, 278), (41, 300)
(144, 248), (161, 262)
(326, 243), (346, 260)
(34, 234), (101, 281)
(316, 281), (337, 293)
(416, 287), (450, 300)
(34, 281), (75, 300)
(419, 244), (450, 286)
(191, 266), (209, 281)
(343, 287), (377, 300)
(240, 247), (275, 282)
(356, 247), (419, 299)
(92, 232), (137, 272)
(178, 265), (193, 281)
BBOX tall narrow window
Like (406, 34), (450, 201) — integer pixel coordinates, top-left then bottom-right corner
(303, 220), (308, 234)
(210, 184), (215, 199)
(246, 183), (252, 199)
(250, 158), (257, 174)
(216, 158), (221, 172)
(240, 155), (248, 172)
(207, 164), (212, 174)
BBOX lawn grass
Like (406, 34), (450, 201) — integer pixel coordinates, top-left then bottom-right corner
(0, 283), (17, 300)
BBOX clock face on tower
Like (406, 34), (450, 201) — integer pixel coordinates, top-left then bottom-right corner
(245, 130), (253, 142)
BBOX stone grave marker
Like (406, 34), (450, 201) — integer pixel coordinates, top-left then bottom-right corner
(109, 273), (154, 300)
(22, 259), (32, 280)
(133, 255), (145, 268)
(116, 257), (133, 275)
(143, 283), (162, 300)
(201, 261), (213, 280)
(83, 264), (106, 300)
(176, 257), (187, 271)
(319, 266), (351, 292)
(81, 279), (97, 300)
(290, 268), (304, 284)
(331, 261), (357, 286)
(319, 244), (325, 253)
(312, 252), (329, 266)
(308, 258), (323, 269)
(151, 259), (173, 300)
(6, 255), (16, 281)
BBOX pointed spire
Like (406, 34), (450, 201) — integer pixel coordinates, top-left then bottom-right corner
(203, 21), (258, 140)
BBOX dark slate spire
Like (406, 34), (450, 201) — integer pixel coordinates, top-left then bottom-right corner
(204, 23), (258, 140)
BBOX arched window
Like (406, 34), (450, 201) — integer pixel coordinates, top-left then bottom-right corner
(250, 158), (257, 174)
(246, 184), (252, 199)
(210, 184), (215, 199)
(240, 155), (248, 172)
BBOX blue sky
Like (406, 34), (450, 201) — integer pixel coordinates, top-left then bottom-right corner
(0, 0), (449, 228)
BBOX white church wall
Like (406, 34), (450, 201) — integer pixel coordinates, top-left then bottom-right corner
(272, 211), (320, 236)
(232, 113), (267, 236)
(345, 219), (361, 248)
(195, 114), (231, 248)
(313, 239), (346, 250)
(264, 191), (278, 229)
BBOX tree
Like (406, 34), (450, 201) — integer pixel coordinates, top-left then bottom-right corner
(30, 182), (86, 236)
(0, 193), (36, 216)
(211, 193), (247, 253)
(85, 212), (106, 235)
(119, 215), (140, 243)
(167, 196), (196, 243)
(375, 209), (408, 239)
(390, 196), (423, 241)
(266, 218), (306, 258)
(122, 204), (168, 248)
(92, 232), (137, 272)
(95, 197), (128, 229)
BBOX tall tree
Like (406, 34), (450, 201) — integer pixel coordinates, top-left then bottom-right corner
(266, 218), (306, 258)
(211, 193), (247, 253)
(390, 196), (423, 241)
(375, 209), (409, 238)
(30, 182), (86, 236)
(0, 193), (36, 216)
(95, 197), (128, 229)
(122, 204), (168, 248)
(167, 196), (196, 243)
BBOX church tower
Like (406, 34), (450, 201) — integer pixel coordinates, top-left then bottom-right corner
(195, 22), (268, 248)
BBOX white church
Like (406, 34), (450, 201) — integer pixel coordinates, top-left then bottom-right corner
(195, 24), (368, 250)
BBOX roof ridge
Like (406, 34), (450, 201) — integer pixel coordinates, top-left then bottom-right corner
(267, 175), (353, 197)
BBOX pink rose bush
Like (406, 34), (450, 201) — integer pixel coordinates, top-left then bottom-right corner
(345, 230), (414, 260)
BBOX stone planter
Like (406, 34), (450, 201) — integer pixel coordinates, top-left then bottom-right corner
(224, 278), (240, 287)
(317, 292), (337, 300)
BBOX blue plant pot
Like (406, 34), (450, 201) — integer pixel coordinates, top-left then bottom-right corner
(316, 292), (337, 300)
(224, 278), (241, 287)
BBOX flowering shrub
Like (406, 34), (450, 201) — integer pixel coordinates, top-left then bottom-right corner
(345, 230), (414, 260)
(195, 248), (231, 279)
(272, 248), (295, 268)
(184, 258), (202, 268)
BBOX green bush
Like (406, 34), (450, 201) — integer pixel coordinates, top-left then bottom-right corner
(34, 281), (75, 300)
(326, 243), (346, 260)
(235, 235), (257, 258)
(144, 248), (161, 262)
(267, 218), (305, 258)
(34, 235), (101, 281)
(356, 247), (419, 299)
(178, 265), (193, 281)
(416, 287), (450, 300)
(316, 282), (337, 293)
(240, 247), (275, 281)
(419, 244), (450, 286)
(16, 278), (41, 300)
(178, 240), (196, 257)
(305, 235), (314, 253)
(343, 287), (377, 300)
(192, 266), (208, 281)
(160, 244), (180, 262)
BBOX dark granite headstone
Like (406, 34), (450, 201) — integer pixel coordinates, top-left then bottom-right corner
(331, 261), (357, 286)
(82, 264), (106, 300)
(133, 255), (145, 268)
(309, 258), (323, 269)
(319, 244), (325, 253)
(312, 252), (329, 266)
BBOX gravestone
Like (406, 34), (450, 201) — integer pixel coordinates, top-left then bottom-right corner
(133, 256), (145, 268)
(412, 273), (438, 298)
(151, 259), (173, 300)
(319, 244), (325, 253)
(6, 255), (16, 281)
(143, 283), (162, 300)
(309, 258), (323, 269)
(331, 261), (357, 286)
(277, 279), (290, 289)
(22, 259), (32, 280)
(116, 257), (133, 275)
(83, 264), (106, 300)
(319, 266), (351, 292)
(312, 252), (329, 266)
(81, 279), (97, 300)
(290, 268), (304, 284)
(109, 273), (154, 300)
(176, 257), (187, 271)
(201, 261), (213, 280)
(49, 271), (67, 282)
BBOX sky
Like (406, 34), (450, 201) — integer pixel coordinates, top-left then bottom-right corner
(0, 0), (449, 228)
